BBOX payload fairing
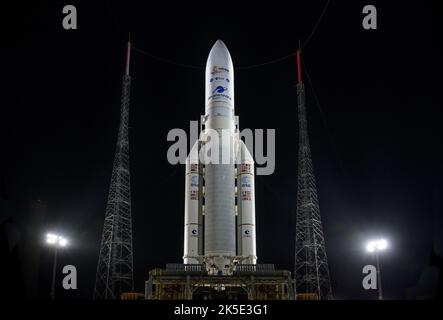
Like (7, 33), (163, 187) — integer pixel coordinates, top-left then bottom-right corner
(183, 40), (257, 275)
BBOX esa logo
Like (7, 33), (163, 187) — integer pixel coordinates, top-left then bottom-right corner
(244, 229), (251, 237)
(241, 176), (251, 188)
(213, 86), (227, 94)
(191, 229), (198, 236)
(210, 77), (230, 83)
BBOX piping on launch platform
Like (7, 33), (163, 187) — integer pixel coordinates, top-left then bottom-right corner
(183, 40), (257, 275)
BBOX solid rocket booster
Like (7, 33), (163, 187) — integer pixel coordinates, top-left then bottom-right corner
(183, 40), (256, 274)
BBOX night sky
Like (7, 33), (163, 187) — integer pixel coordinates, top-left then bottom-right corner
(1, 1), (442, 299)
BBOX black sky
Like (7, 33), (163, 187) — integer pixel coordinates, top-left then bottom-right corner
(1, 1), (442, 299)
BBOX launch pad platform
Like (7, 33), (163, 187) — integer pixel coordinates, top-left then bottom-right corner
(145, 264), (295, 300)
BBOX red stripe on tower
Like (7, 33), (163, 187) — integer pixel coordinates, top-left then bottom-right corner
(125, 35), (131, 76)
(296, 50), (302, 84)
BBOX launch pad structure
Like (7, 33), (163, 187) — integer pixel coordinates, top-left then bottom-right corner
(145, 264), (294, 300)
(138, 40), (329, 301)
(92, 36), (332, 300)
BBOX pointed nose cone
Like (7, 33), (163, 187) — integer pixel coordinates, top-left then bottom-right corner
(205, 40), (234, 114)
(213, 39), (228, 51)
(214, 39), (227, 48)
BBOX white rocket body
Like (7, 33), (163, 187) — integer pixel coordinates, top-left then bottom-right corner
(183, 40), (256, 274)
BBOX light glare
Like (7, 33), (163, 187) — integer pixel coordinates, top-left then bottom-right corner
(46, 233), (68, 247)
(377, 239), (388, 250)
(366, 241), (376, 252)
(366, 239), (388, 252)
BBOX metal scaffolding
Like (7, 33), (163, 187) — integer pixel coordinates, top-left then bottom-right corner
(145, 264), (294, 300)
(94, 39), (134, 299)
(294, 50), (332, 300)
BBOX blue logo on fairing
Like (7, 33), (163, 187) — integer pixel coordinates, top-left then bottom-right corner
(192, 229), (197, 235)
(245, 230), (250, 235)
(213, 86), (227, 94)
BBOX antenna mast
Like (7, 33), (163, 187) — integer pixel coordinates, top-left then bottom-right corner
(294, 48), (333, 300)
(94, 37), (134, 299)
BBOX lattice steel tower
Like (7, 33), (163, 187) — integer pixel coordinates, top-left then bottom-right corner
(294, 50), (332, 300)
(94, 39), (134, 299)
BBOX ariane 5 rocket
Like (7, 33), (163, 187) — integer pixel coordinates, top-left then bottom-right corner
(183, 40), (257, 275)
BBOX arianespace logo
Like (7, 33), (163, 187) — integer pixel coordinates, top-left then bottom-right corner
(213, 86), (227, 94)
